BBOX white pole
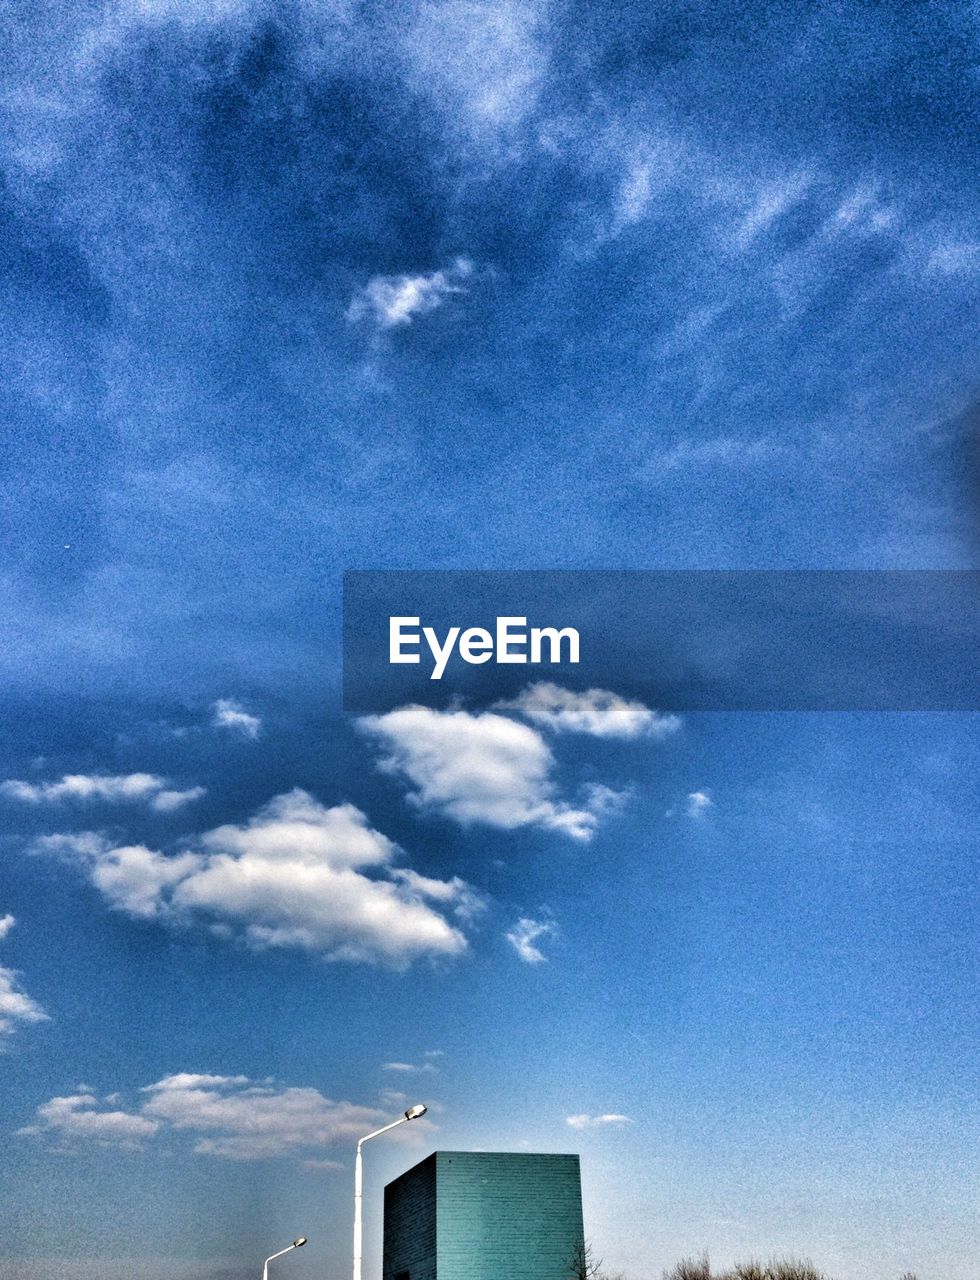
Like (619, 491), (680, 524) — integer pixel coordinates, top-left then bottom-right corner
(352, 1108), (427, 1280)
(353, 1137), (364, 1280)
(263, 1238), (307, 1280)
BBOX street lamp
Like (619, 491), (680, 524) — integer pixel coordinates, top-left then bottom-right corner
(353, 1105), (427, 1280)
(263, 1237), (307, 1280)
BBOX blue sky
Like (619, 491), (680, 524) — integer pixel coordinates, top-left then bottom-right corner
(1, 3), (978, 1279)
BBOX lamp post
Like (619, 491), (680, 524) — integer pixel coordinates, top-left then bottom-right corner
(353, 1105), (427, 1280)
(263, 1237), (307, 1280)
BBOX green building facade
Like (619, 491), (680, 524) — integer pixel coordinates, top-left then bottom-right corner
(383, 1152), (584, 1280)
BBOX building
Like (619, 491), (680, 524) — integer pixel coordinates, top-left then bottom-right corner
(383, 1151), (584, 1280)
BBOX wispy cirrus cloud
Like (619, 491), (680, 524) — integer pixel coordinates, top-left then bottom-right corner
(732, 173), (812, 250)
(380, 1088), (408, 1109)
(645, 436), (785, 482)
(0, 915), (49, 1043)
(32, 790), (473, 967)
(565, 1112), (631, 1129)
(397, 0), (550, 142)
(381, 1051), (442, 1075)
(499, 682), (681, 739)
(20, 1072), (423, 1162)
(505, 916), (556, 964)
(1, 773), (205, 812)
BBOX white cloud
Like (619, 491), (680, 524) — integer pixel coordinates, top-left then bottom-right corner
(499, 682), (681, 740)
(646, 436), (783, 480)
(302, 1157), (346, 1173)
(686, 790), (713, 818)
(827, 186), (897, 237)
(0, 969), (49, 1039)
(33, 790), (471, 967)
(580, 783), (630, 820)
(505, 916), (555, 964)
(153, 787), (207, 812)
(0, 915), (49, 1041)
(33, 832), (203, 921)
(359, 705), (604, 840)
(0, 773), (205, 811)
(85, 0), (271, 44)
(18, 1094), (159, 1147)
(614, 157), (656, 227)
(390, 867), (485, 921)
(211, 698), (262, 738)
(924, 240), (980, 276)
(397, 0), (549, 139)
(347, 258), (473, 330)
(141, 1073), (389, 1161)
(20, 1073), (411, 1162)
(381, 1060), (437, 1075)
(733, 174), (812, 249)
(31, 831), (111, 860)
(93, 847), (206, 920)
(565, 1113), (631, 1129)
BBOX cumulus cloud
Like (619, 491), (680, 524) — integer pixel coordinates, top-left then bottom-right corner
(211, 698), (262, 738)
(32, 790), (472, 967)
(565, 1113), (631, 1129)
(390, 868), (485, 921)
(0, 915), (49, 1041)
(140, 1073), (389, 1160)
(505, 916), (555, 964)
(18, 1093), (159, 1148)
(0, 772), (205, 811)
(360, 705), (608, 840)
(32, 831), (111, 860)
(499, 683), (681, 739)
(347, 258), (473, 330)
(20, 1073), (410, 1162)
(96, 846), (205, 920)
(32, 832), (203, 921)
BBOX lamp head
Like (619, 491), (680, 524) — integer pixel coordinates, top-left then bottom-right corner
(404, 1104), (427, 1121)
(293, 1238), (307, 1248)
